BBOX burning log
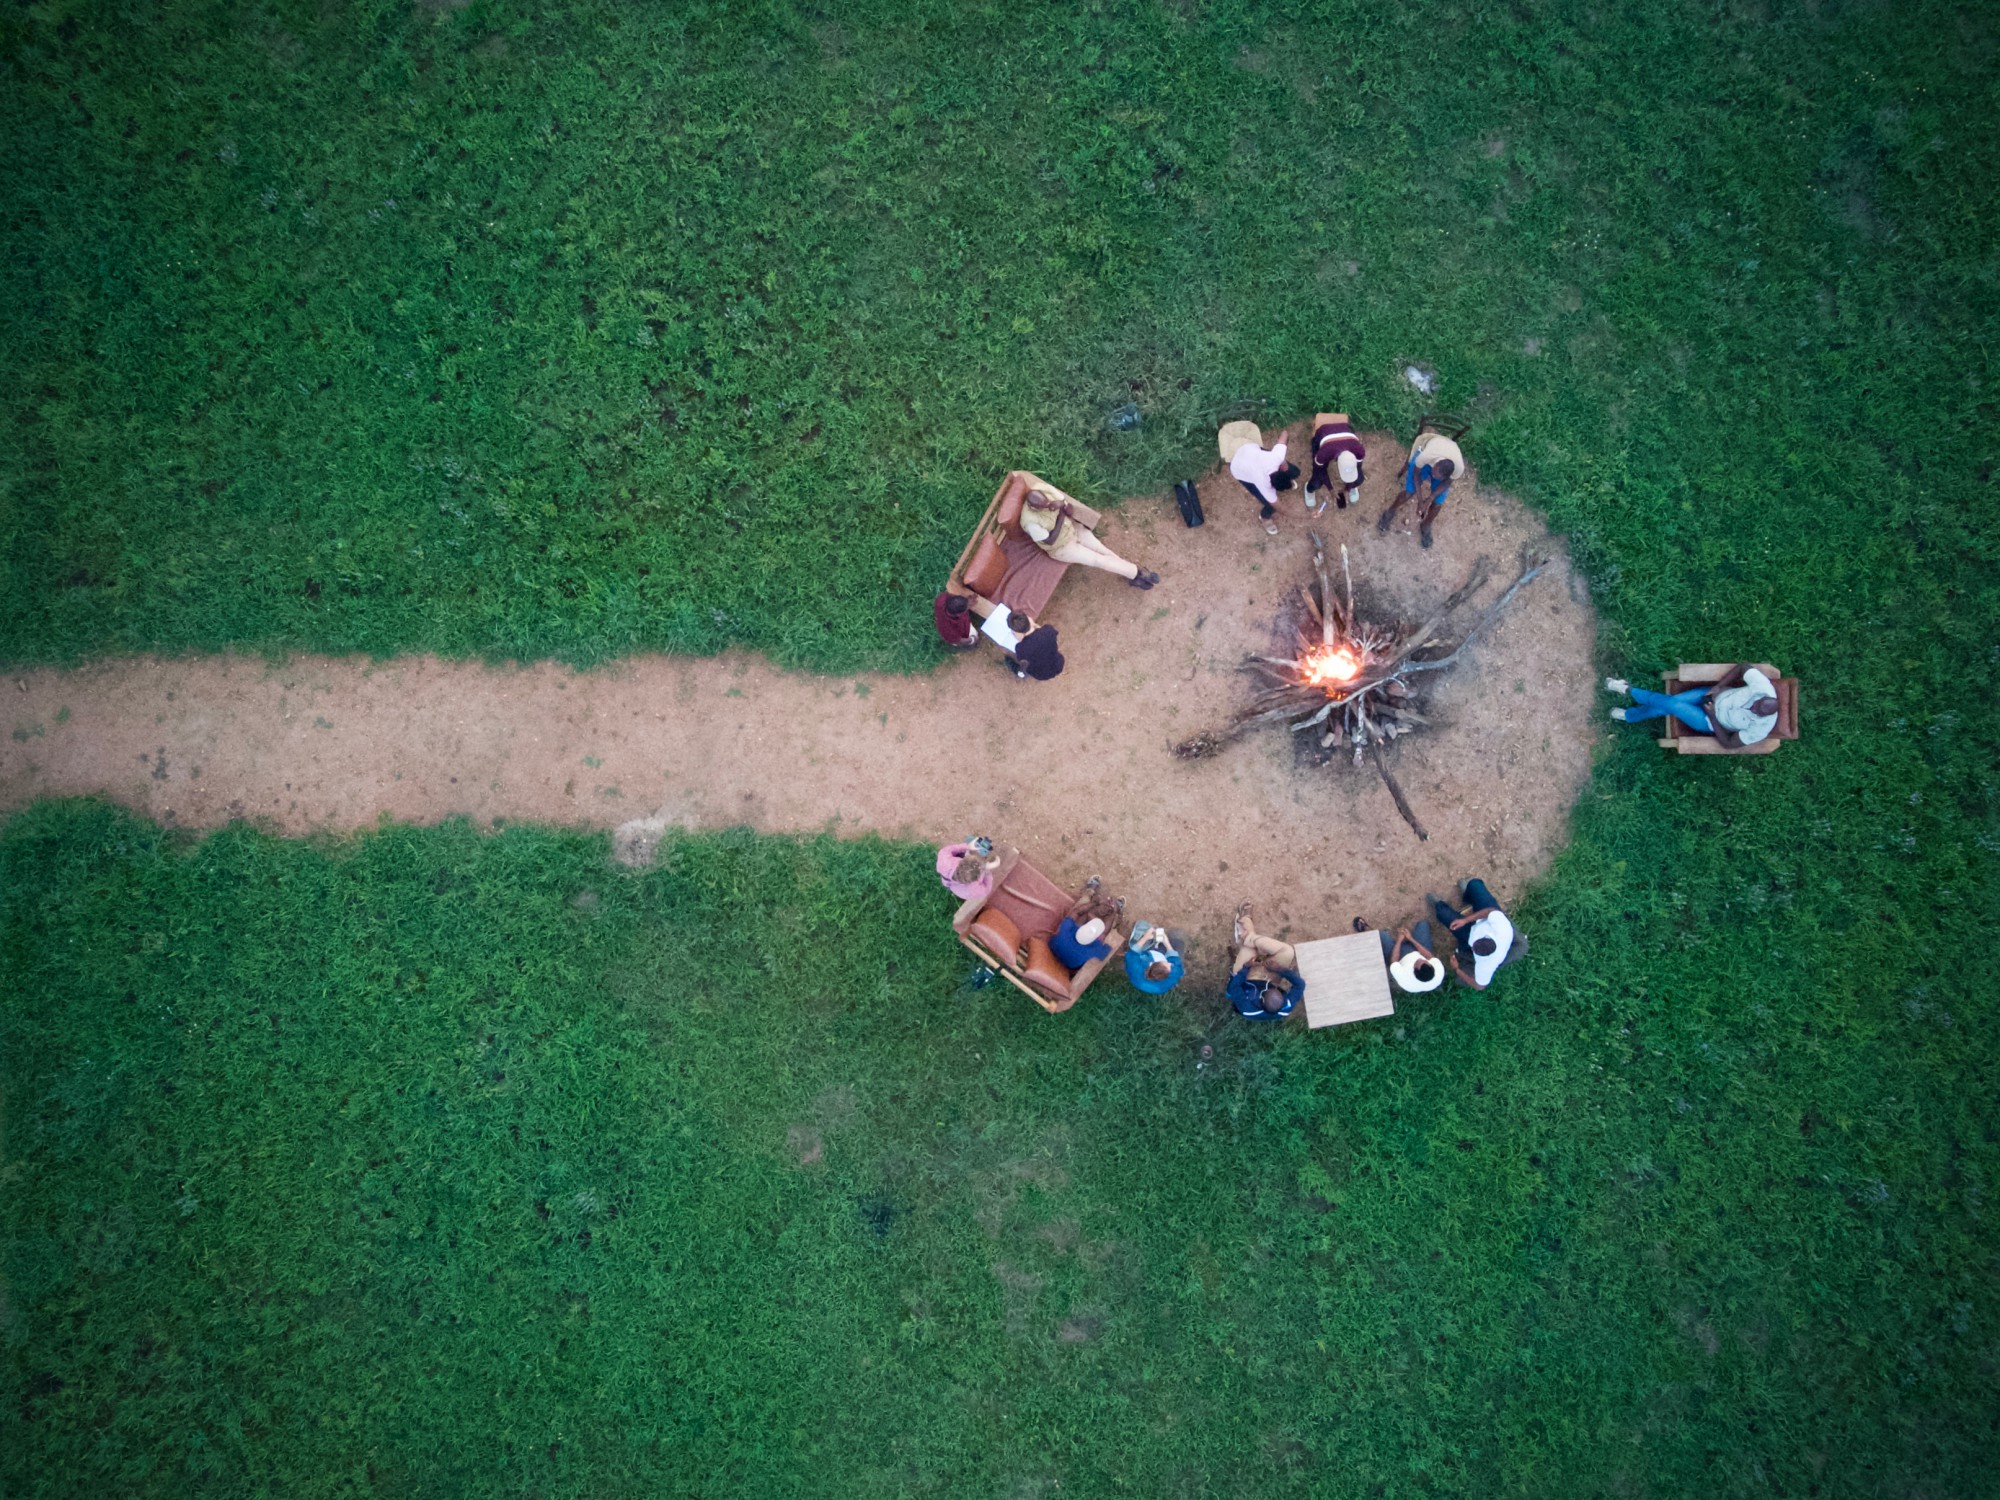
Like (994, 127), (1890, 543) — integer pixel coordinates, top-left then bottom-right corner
(1172, 538), (1550, 842)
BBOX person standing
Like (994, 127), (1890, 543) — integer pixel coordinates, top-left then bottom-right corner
(1429, 881), (1516, 990)
(1002, 613), (1065, 681)
(933, 591), (979, 649)
(1306, 413), (1367, 513)
(1378, 430), (1465, 549)
(1227, 434), (1301, 535)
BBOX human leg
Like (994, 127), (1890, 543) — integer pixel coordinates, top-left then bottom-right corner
(1461, 878), (1498, 913)
(1377, 928), (1396, 960)
(1049, 535), (1140, 581)
(1412, 917), (1435, 951)
(1430, 893), (1463, 931)
(1251, 935), (1297, 970)
(1622, 686), (1711, 731)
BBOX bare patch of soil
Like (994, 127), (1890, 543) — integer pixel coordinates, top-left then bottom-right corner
(0, 429), (1597, 984)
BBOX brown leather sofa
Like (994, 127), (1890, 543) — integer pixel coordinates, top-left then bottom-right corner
(952, 846), (1125, 1014)
(946, 472), (1104, 622)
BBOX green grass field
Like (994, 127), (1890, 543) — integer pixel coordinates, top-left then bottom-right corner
(4, 0), (1999, 1494)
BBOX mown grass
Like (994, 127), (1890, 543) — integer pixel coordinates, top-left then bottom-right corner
(3, 0), (1993, 673)
(3, 0), (1999, 1494)
(2, 799), (1994, 1496)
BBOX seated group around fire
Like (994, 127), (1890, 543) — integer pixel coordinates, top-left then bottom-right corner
(938, 837), (1520, 1020)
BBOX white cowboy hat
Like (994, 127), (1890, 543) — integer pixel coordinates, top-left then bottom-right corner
(1217, 420), (1262, 463)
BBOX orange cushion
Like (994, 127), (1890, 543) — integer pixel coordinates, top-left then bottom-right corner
(968, 908), (1022, 964)
(993, 475), (1027, 532)
(1021, 936), (1074, 999)
(962, 533), (1010, 601)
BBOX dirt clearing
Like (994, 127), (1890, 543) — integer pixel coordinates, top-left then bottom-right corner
(1, 429), (1598, 978)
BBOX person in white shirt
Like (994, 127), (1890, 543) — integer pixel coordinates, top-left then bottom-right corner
(1605, 665), (1780, 748)
(1430, 880), (1517, 990)
(1227, 437), (1302, 534)
(1353, 916), (1446, 995)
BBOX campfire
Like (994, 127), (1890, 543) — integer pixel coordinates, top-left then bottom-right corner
(1174, 535), (1549, 841)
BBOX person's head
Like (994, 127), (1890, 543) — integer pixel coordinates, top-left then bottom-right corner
(944, 593), (969, 617)
(1025, 488), (1059, 513)
(1472, 935), (1497, 958)
(953, 854), (985, 885)
(1337, 451), (1360, 485)
(1259, 987), (1287, 1014)
(1075, 916), (1107, 946)
(1412, 959), (1438, 984)
(1434, 458), (1457, 480)
(1752, 695), (1780, 717)
(1145, 956), (1173, 982)
(1007, 610), (1033, 634)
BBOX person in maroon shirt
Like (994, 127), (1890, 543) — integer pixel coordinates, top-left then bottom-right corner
(933, 591), (978, 649)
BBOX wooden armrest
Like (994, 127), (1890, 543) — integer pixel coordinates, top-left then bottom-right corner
(1067, 499), (1104, 530)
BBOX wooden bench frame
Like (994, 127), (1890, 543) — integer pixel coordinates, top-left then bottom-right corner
(951, 846), (1125, 1014)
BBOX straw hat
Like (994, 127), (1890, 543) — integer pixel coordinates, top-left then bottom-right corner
(1217, 420), (1262, 463)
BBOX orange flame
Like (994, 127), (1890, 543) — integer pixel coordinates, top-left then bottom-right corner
(1303, 644), (1362, 686)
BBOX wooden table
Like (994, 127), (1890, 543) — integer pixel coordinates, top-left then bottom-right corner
(1294, 931), (1396, 1029)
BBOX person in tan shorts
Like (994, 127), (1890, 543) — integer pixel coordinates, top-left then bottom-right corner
(1227, 902), (1304, 1020)
(1021, 489), (1160, 589)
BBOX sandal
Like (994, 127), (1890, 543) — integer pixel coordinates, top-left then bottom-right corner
(1129, 568), (1159, 589)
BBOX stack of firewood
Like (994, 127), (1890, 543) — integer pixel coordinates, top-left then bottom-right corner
(1173, 535), (1548, 841)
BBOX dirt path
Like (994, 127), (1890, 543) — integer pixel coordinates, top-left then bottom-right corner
(1, 429), (1599, 979)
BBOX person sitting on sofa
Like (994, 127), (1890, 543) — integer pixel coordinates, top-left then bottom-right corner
(1227, 902), (1303, 1020)
(1021, 489), (1159, 589)
(1604, 665), (1780, 749)
(1049, 879), (1125, 971)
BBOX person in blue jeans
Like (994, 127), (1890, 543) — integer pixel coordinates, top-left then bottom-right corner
(1604, 667), (1781, 749)
(1123, 921), (1184, 994)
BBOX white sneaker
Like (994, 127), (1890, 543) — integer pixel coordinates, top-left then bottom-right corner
(1610, 707), (1628, 721)
(1604, 677), (1629, 694)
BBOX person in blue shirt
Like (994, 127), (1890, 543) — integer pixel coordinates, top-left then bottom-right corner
(1049, 879), (1123, 971)
(1123, 920), (1184, 994)
(1226, 902), (1303, 1020)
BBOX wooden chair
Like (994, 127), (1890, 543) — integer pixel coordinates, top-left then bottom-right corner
(951, 846), (1125, 1014)
(945, 472), (1104, 623)
(1658, 663), (1800, 755)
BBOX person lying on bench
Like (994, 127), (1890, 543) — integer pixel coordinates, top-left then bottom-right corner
(1227, 902), (1303, 1020)
(1353, 917), (1446, 995)
(1605, 665), (1779, 748)
(1049, 879), (1125, 970)
(1022, 489), (1160, 589)
(1430, 880), (1515, 990)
